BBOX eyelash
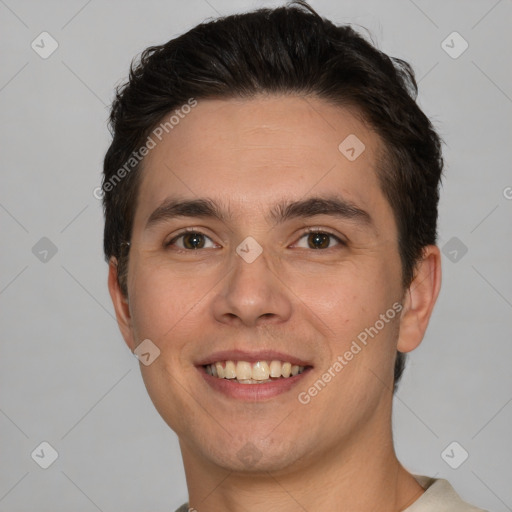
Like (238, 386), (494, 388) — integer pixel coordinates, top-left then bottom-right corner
(164, 227), (346, 251)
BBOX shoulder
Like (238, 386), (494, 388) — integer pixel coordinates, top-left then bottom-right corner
(174, 478), (489, 512)
(406, 475), (489, 512)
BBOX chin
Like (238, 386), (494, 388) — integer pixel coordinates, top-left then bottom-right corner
(208, 443), (303, 474)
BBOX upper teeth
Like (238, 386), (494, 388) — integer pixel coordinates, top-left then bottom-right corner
(205, 360), (305, 381)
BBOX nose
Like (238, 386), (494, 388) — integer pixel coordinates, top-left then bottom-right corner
(211, 246), (293, 328)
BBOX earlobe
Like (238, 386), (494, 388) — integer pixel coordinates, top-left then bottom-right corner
(107, 258), (136, 352)
(396, 245), (442, 354)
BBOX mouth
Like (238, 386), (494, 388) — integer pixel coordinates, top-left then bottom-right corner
(196, 351), (313, 400)
(203, 360), (307, 383)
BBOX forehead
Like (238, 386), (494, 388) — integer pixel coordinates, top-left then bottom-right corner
(134, 95), (393, 231)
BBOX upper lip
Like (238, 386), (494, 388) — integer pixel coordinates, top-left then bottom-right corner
(196, 349), (313, 367)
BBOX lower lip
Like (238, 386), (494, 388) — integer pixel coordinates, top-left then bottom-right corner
(198, 367), (312, 400)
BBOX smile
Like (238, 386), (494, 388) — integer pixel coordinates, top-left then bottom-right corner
(204, 360), (307, 383)
(197, 350), (313, 400)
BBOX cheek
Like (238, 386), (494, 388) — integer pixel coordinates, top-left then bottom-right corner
(287, 258), (402, 375)
(127, 258), (210, 343)
(290, 260), (394, 323)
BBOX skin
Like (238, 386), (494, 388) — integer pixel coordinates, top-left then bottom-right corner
(108, 95), (442, 511)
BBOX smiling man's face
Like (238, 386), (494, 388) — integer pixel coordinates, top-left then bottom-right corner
(109, 94), (432, 475)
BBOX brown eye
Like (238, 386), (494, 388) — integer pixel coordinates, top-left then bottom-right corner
(182, 232), (205, 249)
(307, 232), (331, 249)
(167, 231), (217, 250)
(293, 230), (344, 250)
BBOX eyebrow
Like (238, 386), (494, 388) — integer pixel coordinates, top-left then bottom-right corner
(145, 198), (229, 229)
(145, 195), (374, 231)
(269, 196), (373, 227)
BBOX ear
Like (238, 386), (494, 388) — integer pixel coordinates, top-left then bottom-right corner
(107, 257), (136, 352)
(397, 245), (442, 353)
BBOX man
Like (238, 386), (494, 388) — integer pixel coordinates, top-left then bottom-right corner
(102, 2), (487, 510)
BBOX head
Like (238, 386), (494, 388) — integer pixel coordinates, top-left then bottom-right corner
(104, 1), (442, 474)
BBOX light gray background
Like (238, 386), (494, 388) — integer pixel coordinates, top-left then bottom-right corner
(1, 0), (511, 510)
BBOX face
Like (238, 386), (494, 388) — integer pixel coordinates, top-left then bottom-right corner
(110, 95), (419, 474)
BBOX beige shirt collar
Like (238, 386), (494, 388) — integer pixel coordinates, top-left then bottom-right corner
(175, 475), (487, 512)
(404, 475), (487, 512)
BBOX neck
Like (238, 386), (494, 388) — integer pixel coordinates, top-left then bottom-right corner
(180, 405), (425, 511)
